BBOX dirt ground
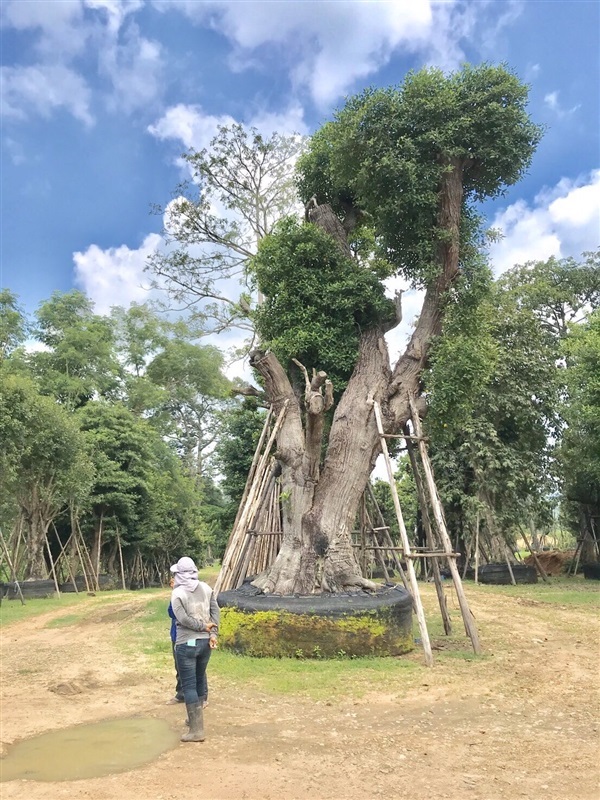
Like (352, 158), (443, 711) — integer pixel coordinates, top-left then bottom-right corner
(1, 583), (598, 800)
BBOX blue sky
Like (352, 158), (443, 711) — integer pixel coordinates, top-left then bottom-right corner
(1, 0), (599, 353)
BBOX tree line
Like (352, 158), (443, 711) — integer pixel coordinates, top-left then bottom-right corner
(0, 291), (262, 581)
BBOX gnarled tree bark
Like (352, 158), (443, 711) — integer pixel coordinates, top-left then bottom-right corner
(252, 162), (465, 595)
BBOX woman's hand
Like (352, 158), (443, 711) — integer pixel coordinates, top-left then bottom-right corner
(209, 636), (218, 650)
(205, 621), (217, 632)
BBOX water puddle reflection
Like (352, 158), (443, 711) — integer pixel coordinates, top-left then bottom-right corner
(1, 717), (179, 782)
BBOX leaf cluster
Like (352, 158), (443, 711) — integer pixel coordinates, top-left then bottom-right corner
(297, 64), (542, 285)
(251, 218), (395, 390)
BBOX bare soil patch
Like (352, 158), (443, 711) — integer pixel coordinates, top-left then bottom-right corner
(1, 584), (598, 800)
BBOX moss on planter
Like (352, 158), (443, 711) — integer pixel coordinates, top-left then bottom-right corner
(219, 604), (413, 658)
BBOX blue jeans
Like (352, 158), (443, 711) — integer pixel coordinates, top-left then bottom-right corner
(175, 640), (211, 705)
(172, 641), (209, 701)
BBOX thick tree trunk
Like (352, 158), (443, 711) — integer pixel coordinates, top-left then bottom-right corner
(21, 504), (50, 580)
(253, 164), (465, 595)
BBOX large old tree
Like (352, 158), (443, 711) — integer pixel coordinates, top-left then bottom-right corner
(153, 65), (542, 595)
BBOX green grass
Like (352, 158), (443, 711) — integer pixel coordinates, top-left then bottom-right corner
(3, 573), (597, 703)
(119, 592), (425, 700)
(211, 649), (420, 700)
(0, 593), (87, 626)
(468, 576), (600, 607)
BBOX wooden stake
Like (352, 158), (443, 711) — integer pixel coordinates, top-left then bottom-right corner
(43, 528), (61, 596)
(373, 401), (433, 667)
(51, 526), (79, 594)
(409, 397), (482, 655)
(404, 429), (452, 636)
(0, 527), (25, 604)
(474, 513), (480, 584)
(116, 526), (127, 590)
(504, 545), (517, 586)
(215, 401), (288, 594)
(519, 526), (549, 582)
(365, 483), (410, 593)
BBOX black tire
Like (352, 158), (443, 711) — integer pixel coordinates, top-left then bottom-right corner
(582, 563), (600, 581)
(217, 583), (413, 658)
(7, 579), (57, 599)
(60, 573), (116, 592)
(479, 563), (538, 585)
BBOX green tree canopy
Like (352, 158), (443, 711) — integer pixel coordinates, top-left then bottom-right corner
(298, 64), (543, 284)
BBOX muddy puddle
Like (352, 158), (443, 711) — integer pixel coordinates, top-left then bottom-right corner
(0, 717), (179, 782)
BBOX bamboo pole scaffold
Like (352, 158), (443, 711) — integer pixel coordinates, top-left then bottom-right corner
(408, 397), (481, 655)
(372, 400), (434, 667)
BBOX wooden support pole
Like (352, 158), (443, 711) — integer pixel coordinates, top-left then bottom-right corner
(372, 401), (433, 667)
(116, 527), (127, 591)
(409, 397), (482, 655)
(215, 401), (288, 594)
(474, 514), (480, 584)
(51, 525), (79, 593)
(504, 545), (517, 586)
(0, 528), (25, 604)
(520, 526), (549, 582)
(43, 529), (61, 596)
(364, 506), (391, 583)
(365, 483), (410, 593)
(405, 429), (452, 636)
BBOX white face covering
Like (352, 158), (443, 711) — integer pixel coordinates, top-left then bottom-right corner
(170, 557), (200, 592)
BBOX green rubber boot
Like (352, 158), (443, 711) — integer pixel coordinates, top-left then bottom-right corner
(181, 703), (205, 742)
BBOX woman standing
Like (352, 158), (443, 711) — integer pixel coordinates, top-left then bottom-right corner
(170, 556), (219, 743)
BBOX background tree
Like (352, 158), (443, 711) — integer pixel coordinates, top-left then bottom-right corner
(559, 308), (600, 561)
(0, 374), (92, 578)
(0, 289), (28, 361)
(149, 124), (306, 333)
(30, 291), (121, 408)
(215, 397), (267, 540)
(425, 266), (560, 559)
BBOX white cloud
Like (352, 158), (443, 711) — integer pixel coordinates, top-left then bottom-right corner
(544, 90), (580, 118)
(98, 23), (164, 113)
(3, 136), (27, 165)
(1, 0), (159, 122)
(489, 169), (600, 274)
(73, 233), (162, 314)
(154, 0), (499, 107)
(148, 104), (236, 151)
(1, 0), (86, 58)
(0, 64), (94, 126)
(148, 101), (308, 156)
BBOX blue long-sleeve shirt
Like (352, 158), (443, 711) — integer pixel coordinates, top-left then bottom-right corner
(168, 601), (177, 643)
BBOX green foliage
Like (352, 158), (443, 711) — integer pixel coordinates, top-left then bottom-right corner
(0, 289), (28, 360)
(559, 308), (600, 511)
(425, 264), (560, 539)
(252, 218), (394, 389)
(215, 398), (267, 539)
(298, 64), (542, 284)
(498, 251), (600, 338)
(30, 291), (121, 408)
(0, 373), (93, 576)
